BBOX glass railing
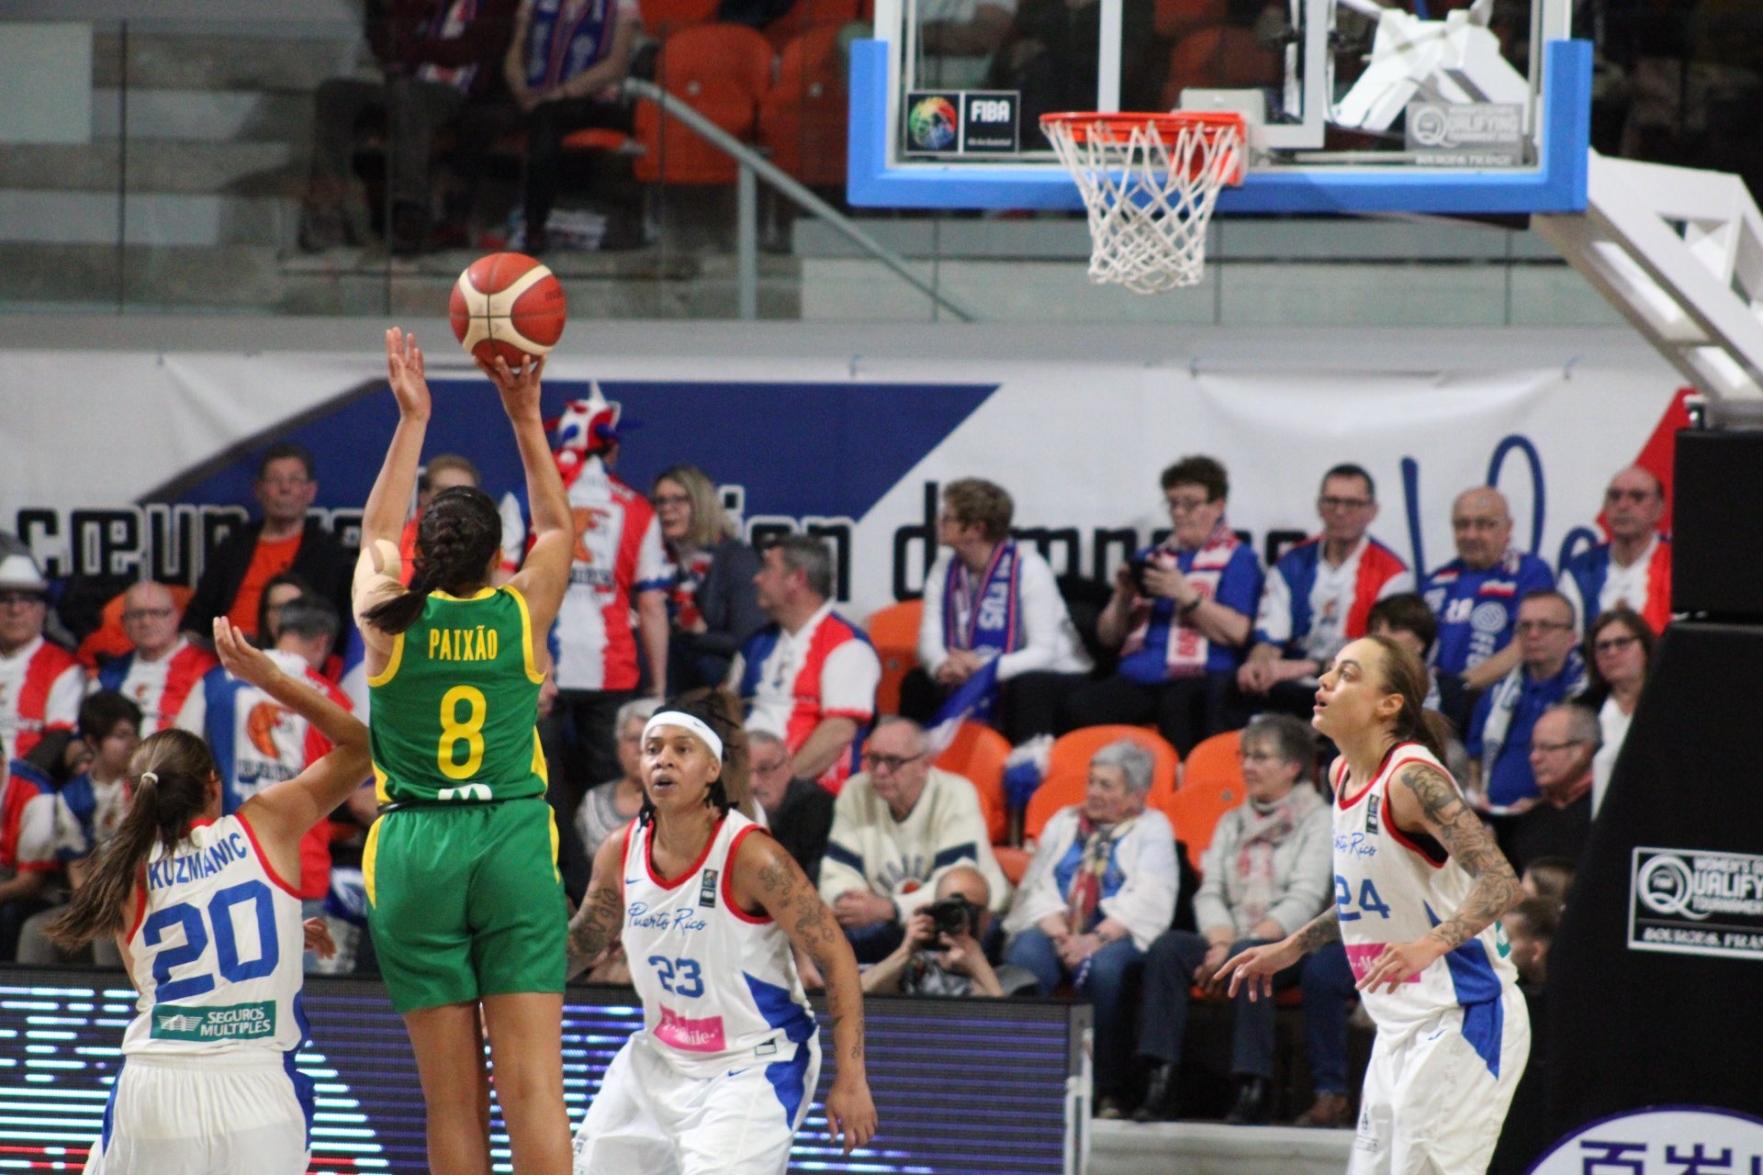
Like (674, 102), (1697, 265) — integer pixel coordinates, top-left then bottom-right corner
(0, 10), (1757, 322)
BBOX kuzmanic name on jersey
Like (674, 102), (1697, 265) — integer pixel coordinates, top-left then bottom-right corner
(146, 831), (252, 892)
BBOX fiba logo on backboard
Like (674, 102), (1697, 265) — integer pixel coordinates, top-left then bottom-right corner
(904, 91), (1019, 155)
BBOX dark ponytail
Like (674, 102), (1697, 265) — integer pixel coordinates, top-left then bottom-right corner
(1365, 633), (1455, 764)
(48, 730), (216, 950)
(637, 688), (751, 828)
(362, 485), (502, 635)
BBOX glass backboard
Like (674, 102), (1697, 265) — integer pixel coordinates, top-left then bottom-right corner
(848, 0), (1590, 214)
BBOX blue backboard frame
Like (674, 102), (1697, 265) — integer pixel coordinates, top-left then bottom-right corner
(847, 38), (1592, 215)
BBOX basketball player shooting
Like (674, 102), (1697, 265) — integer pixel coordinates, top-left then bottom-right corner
(1220, 635), (1529, 1174)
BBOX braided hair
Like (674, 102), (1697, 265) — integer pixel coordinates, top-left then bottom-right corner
(637, 688), (750, 828)
(362, 486), (503, 635)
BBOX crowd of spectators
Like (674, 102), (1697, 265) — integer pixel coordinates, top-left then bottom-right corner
(0, 432), (1667, 1130)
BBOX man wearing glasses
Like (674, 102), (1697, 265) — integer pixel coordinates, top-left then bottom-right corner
(1557, 465), (1672, 637)
(92, 582), (217, 734)
(816, 717), (1010, 963)
(0, 551), (85, 760)
(183, 443), (351, 642)
(1237, 463), (1412, 719)
(1501, 704), (1598, 872)
(1465, 590), (1587, 813)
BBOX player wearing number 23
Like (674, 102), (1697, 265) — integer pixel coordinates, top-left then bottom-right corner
(352, 327), (579, 1173)
(46, 618), (372, 1174)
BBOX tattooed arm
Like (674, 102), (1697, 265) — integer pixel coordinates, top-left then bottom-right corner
(733, 832), (878, 1155)
(1355, 761), (1524, 994)
(565, 835), (628, 979)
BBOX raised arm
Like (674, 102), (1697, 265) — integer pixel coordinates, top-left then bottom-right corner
(1354, 760), (1523, 993)
(218, 620), (371, 843)
(566, 834), (628, 978)
(482, 356), (573, 633)
(361, 328), (431, 551)
(734, 833), (877, 1155)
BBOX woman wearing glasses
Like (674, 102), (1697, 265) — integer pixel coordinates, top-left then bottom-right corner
(650, 464), (766, 693)
(1580, 606), (1655, 816)
(1129, 714), (1331, 1124)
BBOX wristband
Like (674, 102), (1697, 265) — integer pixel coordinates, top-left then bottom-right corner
(1177, 596), (1203, 617)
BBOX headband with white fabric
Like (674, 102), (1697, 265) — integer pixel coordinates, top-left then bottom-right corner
(642, 711), (724, 763)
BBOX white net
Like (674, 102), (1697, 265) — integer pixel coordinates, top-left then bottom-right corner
(1042, 114), (1246, 294)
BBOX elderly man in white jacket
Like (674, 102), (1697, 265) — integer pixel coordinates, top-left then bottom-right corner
(1002, 738), (1178, 1117)
(818, 717), (1011, 963)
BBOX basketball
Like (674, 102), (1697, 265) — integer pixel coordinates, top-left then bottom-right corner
(449, 252), (567, 366)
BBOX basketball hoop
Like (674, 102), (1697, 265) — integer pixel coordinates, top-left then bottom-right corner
(1040, 111), (1247, 294)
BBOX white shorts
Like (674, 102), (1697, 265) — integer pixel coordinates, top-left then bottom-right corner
(574, 1032), (822, 1175)
(1350, 988), (1530, 1175)
(84, 1054), (313, 1175)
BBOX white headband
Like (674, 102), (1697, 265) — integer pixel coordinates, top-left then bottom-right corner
(642, 711), (724, 763)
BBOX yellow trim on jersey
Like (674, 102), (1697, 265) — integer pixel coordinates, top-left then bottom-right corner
(367, 631), (405, 687)
(433, 587), (496, 602)
(506, 585), (547, 685)
(547, 807), (561, 883)
(531, 728), (549, 784)
(362, 819), (382, 907)
(372, 761), (391, 806)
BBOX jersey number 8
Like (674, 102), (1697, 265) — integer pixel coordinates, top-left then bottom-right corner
(438, 685), (487, 780)
(143, 880), (279, 1002)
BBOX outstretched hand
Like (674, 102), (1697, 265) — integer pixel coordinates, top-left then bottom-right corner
(213, 618), (283, 691)
(476, 351), (545, 421)
(384, 327), (432, 420)
(1217, 939), (1299, 1002)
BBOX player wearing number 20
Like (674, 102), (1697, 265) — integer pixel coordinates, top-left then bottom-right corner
(48, 619), (372, 1174)
(352, 328), (578, 1174)
(1222, 635), (1528, 1175)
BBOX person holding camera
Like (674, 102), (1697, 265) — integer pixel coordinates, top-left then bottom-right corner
(1059, 455), (1262, 755)
(862, 866), (1036, 997)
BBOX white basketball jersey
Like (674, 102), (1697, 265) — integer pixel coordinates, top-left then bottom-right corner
(1330, 743), (1518, 1035)
(619, 810), (817, 1078)
(121, 814), (307, 1058)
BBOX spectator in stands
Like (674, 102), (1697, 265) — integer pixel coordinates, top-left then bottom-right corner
(1580, 605), (1654, 816)
(652, 464), (765, 693)
(180, 597), (355, 943)
(987, 0), (1159, 137)
(1487, 893), (1559, 1175)
(95, 581), (217, 735)
(501, 0), (641, 255)
(1558, 466), (1672, 636)
(1500, 704), (1596, 873)
(256, 572), (319, 649)
(0, 752), (58, 961)
(401, 454), (493, 580)
(15, 690), (142, 965)
(531, 392), (669, 817)
(861, 865), (1037, 996)
(1132, 714), (1331, 1125)
(1061, 456), (1262, 755)
(748, 729), (834, 883)
(301, 0), (518, 254)
(183, 444), (352, 644)
(1504, 894), (1557, 989)
(1366, 592), (1441, 710)
(1001, 739), (1178, 1118)
(818, 717), (1008, 962)
(918, 0), (1017, 88)
(1521, 855), (1576, 905)
(1467, 590), (1586, 812)
(1238, 464), (1411, 720)
(1420, 486), (1554, 729)
(0, 552), (85, 760)
(574, 695), (659, 863)
(905, 478), (1093, 743)
(730, 535), (880, 791)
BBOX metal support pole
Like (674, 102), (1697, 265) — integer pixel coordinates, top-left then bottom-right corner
(737, 162), (758, 321)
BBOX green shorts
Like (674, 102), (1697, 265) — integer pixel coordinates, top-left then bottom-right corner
(363, 796), (566, 1014)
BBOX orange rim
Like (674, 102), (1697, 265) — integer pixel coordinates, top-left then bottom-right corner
(1039, 110), (1245, 145)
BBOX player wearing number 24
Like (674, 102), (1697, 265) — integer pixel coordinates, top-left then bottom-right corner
(352, 328), (580, 1174)
(48, 617), (372, 1173)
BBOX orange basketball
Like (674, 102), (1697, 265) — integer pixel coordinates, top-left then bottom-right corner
(449, 252), (568, 366)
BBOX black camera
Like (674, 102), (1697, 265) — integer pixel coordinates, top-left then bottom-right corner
(926, 897), (979, 939)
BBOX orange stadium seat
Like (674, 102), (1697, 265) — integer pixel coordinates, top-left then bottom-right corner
(635, 24), (775, 184)
(933, 720), (1011, 845)
(762, 0), (859, 51)
(1153, 0), (1226, 41)
(1024, 725), (1179, 843)
(865, 598), (921, 717)
(1160, 25), (1283, 111)
(759, 25), (850, 187)
(640, 0), (721, 37)
(1163, 729), (1243, 871)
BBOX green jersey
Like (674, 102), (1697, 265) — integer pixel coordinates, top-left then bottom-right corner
(369, 586), (548, 804)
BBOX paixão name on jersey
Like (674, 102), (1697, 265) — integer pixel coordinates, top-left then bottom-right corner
(146, 832), (249, 891)
(151, 1000), (278, 1041)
